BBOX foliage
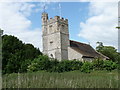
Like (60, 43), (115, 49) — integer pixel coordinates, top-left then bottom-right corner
(27, 55), (50, 72)
(28, 58), (83, 73)
(27, 54), (118, 73)
(92, 59), (118, 71)
(2, 35), (119, 74)
(48, 60), (72, 73)
(2, 35), (42, 74)
(48, 59), (60, 72)
(70, 60), (83, 70)
(103, 60), (117, 71)
(96, 42), (120, 62)
(118, 63), (120, 70)
(57, 60), (72, 72)
(92, 59), (104, 70)
(96, 42), (104, 51)
(81, 61), (93, 73)
(20, 59), (32, 72)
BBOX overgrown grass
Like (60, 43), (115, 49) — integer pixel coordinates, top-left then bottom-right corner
(2, 70), (118, 88)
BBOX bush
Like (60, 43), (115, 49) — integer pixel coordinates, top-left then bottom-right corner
(118, 64), (120, 70)
(19, 59), (32, 72)
(48, 59), (59, 72)
(27, 55), (50, 72)
(92, 59), (104, 70)
(48, 60), (83, 73)
(49, 60), (72, 73)
(27, 55), (118, 73)
(103, 60), (117, 71)
(111, 62), (118, 70)
(81, 62), (93, 73)
(70, 60), (83, 70)
(27, 62), (39, 72)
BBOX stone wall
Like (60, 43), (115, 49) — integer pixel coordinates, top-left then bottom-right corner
(42, 12), (69, 61)
(68, 47), (83, 61)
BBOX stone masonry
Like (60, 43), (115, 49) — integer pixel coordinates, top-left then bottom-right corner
(42, 12), (69, 61)
(42, 12), (108, 61)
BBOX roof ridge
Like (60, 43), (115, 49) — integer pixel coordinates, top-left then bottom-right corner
(69, 40), (108, 59)
(70, 40), (90, 46)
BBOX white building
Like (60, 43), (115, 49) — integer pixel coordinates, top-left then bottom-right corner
(42, 12), (108, 61)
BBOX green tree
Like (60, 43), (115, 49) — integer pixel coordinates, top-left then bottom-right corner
(96, 42), (120, 62)
(2, 35), (42, 74)
(96, 42), (104, 52)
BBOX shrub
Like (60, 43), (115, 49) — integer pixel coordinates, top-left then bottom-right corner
(70, 60), (83, 70)
(27, 55), (118, 73)
(48, 59), (59, 72)
(81, 62), (93, 73)
(48, 60), (83, 73)
(27, 55), (50, 72)
(50, 60), (72, 73)
(118, 64), (120, 70)
(92, 59), (104, 70)
(27, 62), (39, 72)
(103, 60), (117, 71)
(111, 62), (118, 70)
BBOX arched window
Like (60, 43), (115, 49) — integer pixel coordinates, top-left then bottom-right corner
(50, 54), (53, 58)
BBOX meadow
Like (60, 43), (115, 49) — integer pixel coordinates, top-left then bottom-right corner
(2, 70), (119, 88)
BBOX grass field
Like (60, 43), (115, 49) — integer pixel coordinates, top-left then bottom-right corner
(2, 70), (119, 88)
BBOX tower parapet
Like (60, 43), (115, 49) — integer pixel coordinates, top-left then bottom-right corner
(47, 16), (68, 25)
(42, 12), (69, 61)
(47, 16), (69, 35)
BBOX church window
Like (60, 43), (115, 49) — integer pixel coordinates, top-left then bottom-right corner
(50, 41), (53, 44)
(50, 54), (53, 58)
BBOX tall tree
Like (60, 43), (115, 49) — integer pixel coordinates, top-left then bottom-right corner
(96, 42), (120, 62)
(2, 35), (42, 74)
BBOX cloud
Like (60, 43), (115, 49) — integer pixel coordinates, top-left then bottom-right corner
(0, 0), (119, 2)
(78, 2), (118, 49)
(0, 0), (60, 2)
(0, 2), (42, 50)
(34, 2), (50, 13)
(79, 0), (119, 2)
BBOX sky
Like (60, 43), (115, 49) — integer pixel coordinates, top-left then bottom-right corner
(0, 0), (118, 51)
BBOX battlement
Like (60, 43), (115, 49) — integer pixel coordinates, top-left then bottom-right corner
(42, 12), (69, 60)
(48, 16), (68, 25)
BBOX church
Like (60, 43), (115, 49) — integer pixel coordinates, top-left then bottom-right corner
(41, 12), (108, 61)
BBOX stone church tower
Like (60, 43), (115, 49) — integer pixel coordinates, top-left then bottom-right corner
(42, 12), (69, 60)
